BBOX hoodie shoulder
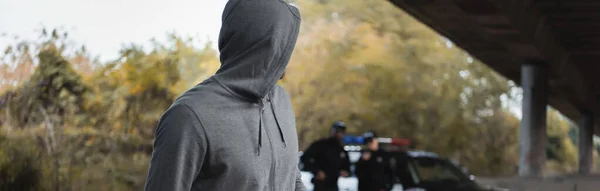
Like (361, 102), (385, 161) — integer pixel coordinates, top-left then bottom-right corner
(271, 84), (294, 110)
(175, 79), (239, 106)
(272, 84), (291, 99)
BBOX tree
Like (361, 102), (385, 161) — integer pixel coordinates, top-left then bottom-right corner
(545, 109), (578, 173)
(0, 29), (220, 190)
(284, 0), (522, 176)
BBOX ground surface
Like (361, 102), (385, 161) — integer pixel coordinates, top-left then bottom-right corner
(477, 174), (600, 191)
(300, 171), (404, 191)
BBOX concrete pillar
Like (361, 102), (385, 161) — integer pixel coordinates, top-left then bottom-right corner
(518, 62), (548, 177)
(578, 111), (593, 174)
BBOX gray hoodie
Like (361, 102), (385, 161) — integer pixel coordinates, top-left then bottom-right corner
(144, 0), (304, 190)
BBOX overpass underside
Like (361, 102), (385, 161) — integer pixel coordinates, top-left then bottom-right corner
(389, 0), (600, 176)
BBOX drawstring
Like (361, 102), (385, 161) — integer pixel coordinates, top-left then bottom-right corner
(256, 92), (288, 156)
(257, 100), (265, 156)
(269, 93), (287, 147)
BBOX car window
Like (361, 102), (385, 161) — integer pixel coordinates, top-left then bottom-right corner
(408, 157), (468, 183)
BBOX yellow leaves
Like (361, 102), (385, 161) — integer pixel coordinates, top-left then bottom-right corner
(171, 49), (220, 94)
(542, 108), (579, 173)
(199, 58), (220, 77)
(560, 137), (578, 164)
(129, 83), (143, 95)
(85, 136), (96, 147)
(114, 122), (121, 131)
(547, 108), (571, 137)
(129, 128), (138, 136)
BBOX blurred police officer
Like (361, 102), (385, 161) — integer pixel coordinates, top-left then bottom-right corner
(300, 121), (351, 191)
(355, 136), (394, 191)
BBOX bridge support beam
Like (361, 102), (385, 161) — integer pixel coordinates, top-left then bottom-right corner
(578, 111), (594, 174)
(519, 62), (548, 177)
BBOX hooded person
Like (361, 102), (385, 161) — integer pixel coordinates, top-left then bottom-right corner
(144, 0), (304, 191)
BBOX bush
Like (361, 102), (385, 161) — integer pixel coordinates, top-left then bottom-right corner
(0, 133), (44, 191)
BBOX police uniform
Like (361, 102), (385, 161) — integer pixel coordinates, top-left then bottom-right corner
(355, 149), (394, 191)
(300, 137), (351, 191)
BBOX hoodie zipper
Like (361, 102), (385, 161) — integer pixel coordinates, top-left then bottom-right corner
(260, 97), (277, 191)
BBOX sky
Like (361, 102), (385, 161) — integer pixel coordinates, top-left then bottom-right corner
(0, 0), (228, 61)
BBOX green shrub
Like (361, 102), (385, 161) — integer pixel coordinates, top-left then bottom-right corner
(0, 133), (44, 191)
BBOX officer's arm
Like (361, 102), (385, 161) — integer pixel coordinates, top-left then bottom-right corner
(354, 153), (367, 178)
(145, 105), (207, 191)
(342, 150), (351, 173)
(384, 156), (396, 189)
(300, 141), (322, 174)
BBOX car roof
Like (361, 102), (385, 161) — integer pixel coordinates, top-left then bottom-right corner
(406, 151), (440, 158)
(342, 147), (441, 159)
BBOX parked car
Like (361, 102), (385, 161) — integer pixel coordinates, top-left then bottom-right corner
(299, 150), (506, 191)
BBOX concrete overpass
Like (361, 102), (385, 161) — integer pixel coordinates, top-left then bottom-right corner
(389, 0), (599, 177)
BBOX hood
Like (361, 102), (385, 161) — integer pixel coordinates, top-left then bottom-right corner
(213, 0), (301, 101)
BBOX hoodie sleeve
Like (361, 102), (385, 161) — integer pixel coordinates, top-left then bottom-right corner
(145, 104), (207, 191)
(295, 167), (307, 191)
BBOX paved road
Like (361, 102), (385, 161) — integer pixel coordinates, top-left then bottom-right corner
(477, 174), (600, 191)
(300, 171), (404, 191)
